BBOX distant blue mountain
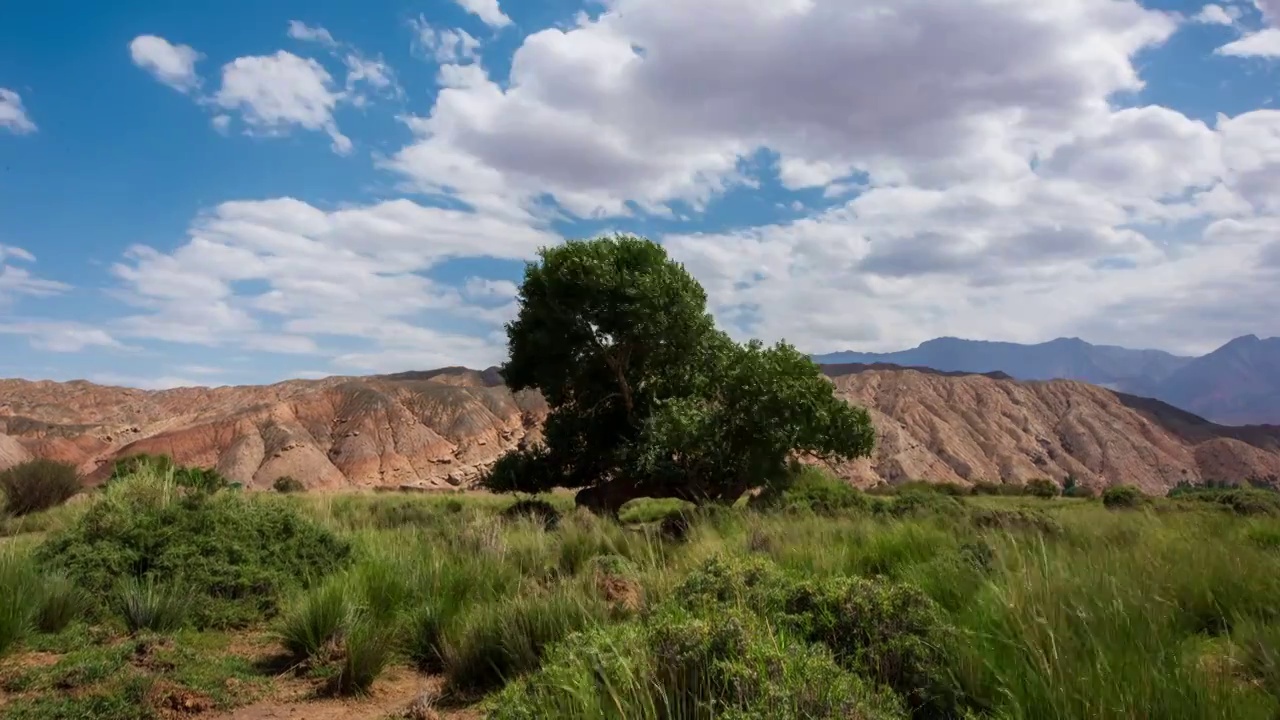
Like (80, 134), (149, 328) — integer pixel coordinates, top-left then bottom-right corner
(813, 337), (1191, 387)
(812, 335), (1280, 426)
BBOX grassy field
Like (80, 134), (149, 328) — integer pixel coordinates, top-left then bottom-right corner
(3, 470), (1280, 719)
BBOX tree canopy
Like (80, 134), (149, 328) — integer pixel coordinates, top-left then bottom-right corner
(484, 234), (875, 514)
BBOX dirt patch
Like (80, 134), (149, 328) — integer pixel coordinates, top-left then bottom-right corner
(205, 667), (483, 720)
(150, 680), (216, 718)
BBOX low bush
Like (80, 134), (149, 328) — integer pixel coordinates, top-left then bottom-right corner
(1173, 488), (1280, 517)
(752, 464), (870, 515)
(277, 580), (353, 662)
(494, 556), (928, 719)
(971, 508), (1063, 536)
(501, 498), (561, 529)
(273, 476), (305, 493)
(970, 481), (1027, 496)
(1102, 484), (1145, 509)
(1024, 479), (1060, 499)
(881, 489), (966, 518)
(331, 619), (394, 697)
(443, 588), (609, 694)
(32, 573), (91, 634)
(0, 459), (81, 517)
(115, 576), (187, 633)
(0, 548), (40, 655)
(37, 472), (351, 627)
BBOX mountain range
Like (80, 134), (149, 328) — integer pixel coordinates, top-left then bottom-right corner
(3, 365), (1280, 493)
(813, 335), (1280, 426)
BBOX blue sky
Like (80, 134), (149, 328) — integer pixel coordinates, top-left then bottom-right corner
(2, 0), (1280, 388)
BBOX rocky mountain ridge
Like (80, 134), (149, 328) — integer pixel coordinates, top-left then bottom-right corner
(2, 365), (1278, 494)
(813, 335), (1280, 425)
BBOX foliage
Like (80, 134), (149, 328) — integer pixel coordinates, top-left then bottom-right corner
(32, 572), (92, 634)
(114, 576), (187, 633)
(486, 234), (875, 513)
(277, 579), (353, 662)
(751, 462), (871, 514)
(970, 481), (1026, 496)
(881, 489), (965, 518)
(273, 476), (305, 493)
(970, 508), (1063, 536)
(37, 471), (350, 627)
(501, 498), (562, 529)
(0, 459), (81, 517)
(0, 546), (41, 655)
(332, 619), (394, 696)
(1169, 486), (1280, 516)
(1024, 478), (1060, 499)
(443, 587), (609, 694)
(1102, 484), (1146, 509)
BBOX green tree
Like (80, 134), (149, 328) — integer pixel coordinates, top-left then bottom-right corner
(486, 234), (875, 515)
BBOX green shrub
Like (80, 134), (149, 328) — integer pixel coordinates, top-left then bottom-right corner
(106, 453), (175, 483)
(1024, 479), (1059, 499)
(32, 573), (91, 634)
(752, 464), (870, 515)
(501, 498), (561, 529)
(881, 489), (965, 518)
(114, 576), (187, 633)
(332, 619), (394, 697)
(0, 548), (40, 655)
(970, 481), (1027, 496)
(668, 555), (957, 716)
(277, 580), (353, 662)
(0, 459), (81, 517)
(1102, 485), (1145, 509)
(1063, 484), (1096, 499)
(37, 474), (351, 628)
(971, 508), (1063, 536)
(444, 588), (608, 694)
(273, 476), (305, 493)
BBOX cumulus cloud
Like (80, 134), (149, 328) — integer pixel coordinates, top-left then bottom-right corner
(129, 35), (203, 92)
(410, 17), (482, 63)
(287, 20), (337, 47)
(386, 0), (1176, 221)
(1193, 4), (1238, 25)
(108, 197), (557, 368)
(86, 0), (1280, 368)
(214, 51), (352, 154)
(0, 89), (37, 134)
(454, 0), (512, 28)
(1217, 27), (1280, 56)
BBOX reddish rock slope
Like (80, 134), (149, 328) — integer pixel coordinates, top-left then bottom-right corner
(1, 366), (1277, 493)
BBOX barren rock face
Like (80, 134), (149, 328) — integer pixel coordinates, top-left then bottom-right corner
(0, 370), (547, 491)
(0, 366), (1276, 493)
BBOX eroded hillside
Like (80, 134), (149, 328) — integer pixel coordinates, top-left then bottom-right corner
(2, 366), (1278, 492)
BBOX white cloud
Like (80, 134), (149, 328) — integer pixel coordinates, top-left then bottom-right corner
(1217, 27), (1280, 56)
(213, 51), (352, 154)
(108, 197), (557, 369)
(410, 17), (482, 64)
(129, 35), (202, 92)
(1193, 4), (1238, 25)
(344, 54), (395, 92)
(211, 114), (231, 134)
(0, 245), (67, 300)
(0, 322), (123, 353)
(287, 20), (337, 47)
(90, 373), (207, 390)
(387, 0), (1176, 221)
(454, 0), (512, 28)
(0, 89), (37, 134)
